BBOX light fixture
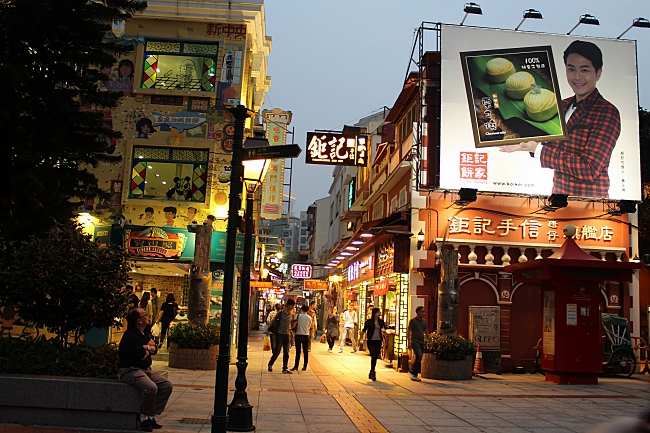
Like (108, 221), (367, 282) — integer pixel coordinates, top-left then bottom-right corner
(336, 255), (345, 260)
(568, 14), (599, 35)
(618, 17), (650, 38)
(345, 246), (359, 251)
(460, 2), (482, 25)
(417, 229), (425, 250)
(360, 231), (374, 238)
(632, 255), (641, 263)
(340, 251), (353, 256)
(351, 240), (364, 245)
(324, 265), (331, 269)
(331, 260), (340, 264)
(608, 200), (637, 216)
(261, 268), (269, 279)
(542, 194), (568, 212)
(276, 252), (283, 260)
(455, 188), (477, 206)
(515, 9), (543, 30)
(329, 275), (341, 283)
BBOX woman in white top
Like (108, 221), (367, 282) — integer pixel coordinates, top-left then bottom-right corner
(291, 305), (312, 371)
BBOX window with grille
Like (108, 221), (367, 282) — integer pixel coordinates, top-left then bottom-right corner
(397, 103), (417, 145)
(372, 198), (384, 221)
(130, 146), (209, 202)
(141, 40), (218, 92)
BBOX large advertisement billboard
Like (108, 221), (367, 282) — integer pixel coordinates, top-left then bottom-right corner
(440, 25), (641, 200)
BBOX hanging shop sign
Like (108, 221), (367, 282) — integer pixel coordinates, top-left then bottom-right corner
(305, 280), (329, 291)
(305, 132), (368, 166)
(261, 108), (292, 221)
(347, 254), (374, 285)
(291, 264), (312, 279)
(375, 236), (410, 276)
(250, 281), (272, 289)
(374, 279), (390, 296)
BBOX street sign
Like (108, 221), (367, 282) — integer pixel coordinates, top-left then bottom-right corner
(242, 144), (302, 160)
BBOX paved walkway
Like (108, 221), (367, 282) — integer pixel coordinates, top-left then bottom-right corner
(146, 331), (650, 433)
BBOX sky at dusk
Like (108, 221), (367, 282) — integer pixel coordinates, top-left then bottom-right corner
(262, 0), (650, 214)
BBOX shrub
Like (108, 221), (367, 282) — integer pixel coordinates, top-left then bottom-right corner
(425, 333), (476, 361)
(0, 336), (119, 378)
(168, 322), (220, 349)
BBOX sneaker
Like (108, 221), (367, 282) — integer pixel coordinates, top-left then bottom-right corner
(267, 365), (273, 372)
(410, 373), (421, 382)
(282, 369), (292, 374)
(339, 349), (343, 353)
(327, 348), (332, 353)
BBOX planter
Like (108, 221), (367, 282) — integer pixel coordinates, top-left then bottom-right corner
(168, 342), (218, 370)
(421, 353), (474, 380)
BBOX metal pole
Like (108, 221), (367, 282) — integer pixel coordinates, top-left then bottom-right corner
(227, 189), (255, 431)
(212, 105), (249, 433)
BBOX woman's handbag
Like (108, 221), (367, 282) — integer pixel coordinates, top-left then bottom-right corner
(263, 335), (271, 351)
(320, 333), (327, 344)
(151, 322), (161, 337)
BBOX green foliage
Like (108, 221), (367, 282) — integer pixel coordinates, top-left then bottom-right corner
(424, 333), (476, 361)
(0, 221), (132, 346)
(0, 336), (119, 378)
(0, 0), (147, 241)
(168, 322), (220, 349)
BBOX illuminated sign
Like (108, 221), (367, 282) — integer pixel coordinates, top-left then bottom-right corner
(439, 24), (640, 200)
(348, 177), (356, 209)
(291, 264), (312, 279)
(305, 280), (329, 291)
(347, 255), (374, 283)
(306, 132), (368, 166)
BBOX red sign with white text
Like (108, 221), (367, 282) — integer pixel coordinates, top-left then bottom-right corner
(291, 264), (312, 279)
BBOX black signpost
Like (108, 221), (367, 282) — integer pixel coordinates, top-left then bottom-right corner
(242, 144), (302, 161)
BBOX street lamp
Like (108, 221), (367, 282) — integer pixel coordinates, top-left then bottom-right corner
(417, 229), (425, 250)
(515, 9), (543, 30)
(618, 17), (650, 39)
(226, 136), (270, 432)
(567, 14), (599, 35)
(212, 105), (250, 433)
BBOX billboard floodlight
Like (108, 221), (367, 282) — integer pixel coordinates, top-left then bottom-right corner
(568, 14), (600, 35)
(515, 9), (543, 30)
(618, 17), (650, 39)
(455, 188), (478, 206)
(460, 2), (482, 26)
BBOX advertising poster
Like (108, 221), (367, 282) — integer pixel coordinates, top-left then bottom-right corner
(543, 291), (555, 358)
(460, 46), (567, 147)
(440, 25), (640, 200)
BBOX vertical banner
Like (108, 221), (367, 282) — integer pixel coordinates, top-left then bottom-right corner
(261, 108), (292, 220)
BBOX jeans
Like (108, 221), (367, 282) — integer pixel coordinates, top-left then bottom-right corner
(367, 340), (382, 372)
(294, 334), (309, 369)
(269, 333), (290, 370)
(411, 341), (425, 376)
(119, 367), (173, 417)
(340, 327), (357, 351)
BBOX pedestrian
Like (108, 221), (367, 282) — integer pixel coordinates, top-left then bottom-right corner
(157, 294), (179, 350)
(361, 308), (386, 381)
(325, 306), (339, 352)
(291, 304), (312, 371)
(406, 306), (430, 382)
(265, 303), (281, 350)
(307, 302), (318, 352)
(118, 308), (173, 432)
(340, 307), (358, 353)
(150, 288), (162, 323)
(268, 299), (296, 374)
(127, 285), (139, 309)
(140, 292), (153, 320)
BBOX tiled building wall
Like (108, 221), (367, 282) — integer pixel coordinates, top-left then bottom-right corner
(142, 275), (185, 306)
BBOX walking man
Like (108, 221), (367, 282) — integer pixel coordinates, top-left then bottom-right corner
(119, 308), (173, 431)
(268, 299), (296, 374)
(406, 306), (430, 381)
(291, 304), (312, 371)
(340, 307), (358, 353)
(307, 302), (318, 352)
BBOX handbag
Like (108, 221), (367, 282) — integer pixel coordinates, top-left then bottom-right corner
(263, 335), (271, 351)
(268, 311), (282, 334)
(320, 334), (327, 344)
(151, 322), (161, 337)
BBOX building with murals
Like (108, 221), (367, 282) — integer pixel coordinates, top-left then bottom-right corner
(325, 24), (644, 373)
(77, 1), (273, 339)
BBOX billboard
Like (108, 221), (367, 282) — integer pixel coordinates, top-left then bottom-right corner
(306, 132), (368, 166)
(440, 25), (641, 200)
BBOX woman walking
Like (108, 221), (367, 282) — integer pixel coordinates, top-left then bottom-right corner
(361, 308), (386, 381)
(291, 305), (312, 371)
(139, 291), (153, 336)
(325, 306), (339, 353)
(157, 294), (179, 349)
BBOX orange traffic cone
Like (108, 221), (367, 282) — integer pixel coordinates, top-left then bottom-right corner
(473, 343), (484, 375)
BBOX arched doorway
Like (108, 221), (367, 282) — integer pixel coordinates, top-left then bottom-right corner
(510, 283), (542, 372)
(458, 278), (498, 338)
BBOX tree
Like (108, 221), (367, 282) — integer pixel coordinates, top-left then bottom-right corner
(638, 107), (650, 261)
(0, 221), (132, 346)
(0, 0), (147, 241)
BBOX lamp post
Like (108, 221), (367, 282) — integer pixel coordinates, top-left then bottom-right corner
(212, 104), (249, 433)
(227, 139), (270, 432)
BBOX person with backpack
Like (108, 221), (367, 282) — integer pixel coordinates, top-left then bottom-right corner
(267, 299), (296, 374)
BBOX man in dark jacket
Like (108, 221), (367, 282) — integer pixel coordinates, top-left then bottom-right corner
(119, 308), (173, 432)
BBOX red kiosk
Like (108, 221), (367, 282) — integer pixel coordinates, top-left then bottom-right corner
(505, 226), (641, 384)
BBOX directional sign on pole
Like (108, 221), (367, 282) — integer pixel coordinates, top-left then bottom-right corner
(242, 144), (302, 160)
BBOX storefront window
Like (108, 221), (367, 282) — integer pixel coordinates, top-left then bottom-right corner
(129, 146), (209, 202)
(141, 41), (217, 92)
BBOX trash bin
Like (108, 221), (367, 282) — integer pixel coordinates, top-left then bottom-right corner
(399, 352), (410, 373)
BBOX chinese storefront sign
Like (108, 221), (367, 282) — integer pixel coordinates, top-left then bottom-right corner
(374, 279), (389, 296)
(447, 214), (617, 245)
(305, 280), (329, 291)
(205, 23), (246, 40)
(460, 152), (488, 182)
(305, 132), (368, 166)
(152, 110), (206, 132)
(347, 254), (374, 284)
(291, 264), (312, 279)
(261, 108), (292, 220)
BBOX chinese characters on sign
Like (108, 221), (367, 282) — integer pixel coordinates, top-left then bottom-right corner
(448, 215), (614, 243)
(261, 109), (292, 220)
(291, 264), (312, 279)
(205, 23), (246, 40)
(305, 132), (368, 166)
(460, 152), (488, 182)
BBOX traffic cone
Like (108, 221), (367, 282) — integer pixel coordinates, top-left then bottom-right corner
(473, 343), (484, 375)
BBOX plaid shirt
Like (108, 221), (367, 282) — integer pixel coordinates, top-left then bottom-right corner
(539, 88), (620, 198)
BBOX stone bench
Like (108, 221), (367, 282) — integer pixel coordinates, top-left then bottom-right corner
(0, 374), (141, 430)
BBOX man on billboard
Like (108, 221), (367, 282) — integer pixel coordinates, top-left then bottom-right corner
(501, 41), (620, 198)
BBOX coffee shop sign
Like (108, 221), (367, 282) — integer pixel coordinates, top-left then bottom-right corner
(448, 216), (614, 243)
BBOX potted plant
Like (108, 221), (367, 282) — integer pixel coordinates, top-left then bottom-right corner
(167, 322), (220, 370)
(421, 333), (476, 380)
